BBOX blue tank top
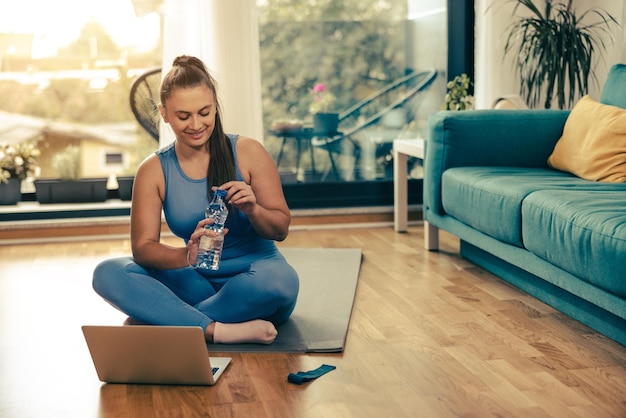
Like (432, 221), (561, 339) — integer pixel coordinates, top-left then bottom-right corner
(156, 134), (276, 260)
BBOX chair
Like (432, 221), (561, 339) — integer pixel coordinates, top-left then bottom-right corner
(129, 67), (162, 142)
(311, 68), (438, 181)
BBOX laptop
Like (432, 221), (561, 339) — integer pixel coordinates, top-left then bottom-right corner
(82, 325), (231, 386)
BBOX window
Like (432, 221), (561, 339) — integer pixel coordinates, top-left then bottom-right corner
(0, 0), (161, 198)
(256, 0), (448, 208)
(105, 152), (124, 166)
(0, 0), (465, 214)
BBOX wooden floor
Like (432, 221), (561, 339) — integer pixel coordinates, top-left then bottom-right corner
(0, 224), (625, 417)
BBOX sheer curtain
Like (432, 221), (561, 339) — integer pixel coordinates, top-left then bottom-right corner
(160, 0), (264, 146)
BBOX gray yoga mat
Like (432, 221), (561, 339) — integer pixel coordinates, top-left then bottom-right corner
(207, 247), (363, 353)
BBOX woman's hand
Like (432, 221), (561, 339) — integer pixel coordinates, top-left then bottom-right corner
(186, 218), (229, 266)
(217, 182), (257, 215)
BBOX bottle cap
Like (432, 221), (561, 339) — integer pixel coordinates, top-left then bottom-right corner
(215, 189), (227, 198)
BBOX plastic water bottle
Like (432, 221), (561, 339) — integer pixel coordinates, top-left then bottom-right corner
(196, 189), (228, 270)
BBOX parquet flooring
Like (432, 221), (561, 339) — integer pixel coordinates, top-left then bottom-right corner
(0, 224), (624, 417)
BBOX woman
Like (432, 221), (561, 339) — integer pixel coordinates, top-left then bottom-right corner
(93, 55), (299, 345)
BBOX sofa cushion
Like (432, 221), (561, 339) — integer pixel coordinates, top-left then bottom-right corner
(547, 96), (626, 183)
(522, 189), (626, 298)
(600, 63), (626, 109)
(441, 167), (607, 247)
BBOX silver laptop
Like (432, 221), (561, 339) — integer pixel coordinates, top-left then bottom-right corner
(82, 325), (231, 386)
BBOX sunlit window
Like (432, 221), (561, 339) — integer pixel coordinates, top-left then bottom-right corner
(1, 0), (448, 211)
(256, 0), (444, 193)
(0, 0), (161, 199)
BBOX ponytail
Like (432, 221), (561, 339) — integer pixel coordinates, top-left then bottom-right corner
(160, 55), (236, 196)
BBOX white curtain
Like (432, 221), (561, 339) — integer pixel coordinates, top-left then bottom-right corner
(160, 0), (264, 147)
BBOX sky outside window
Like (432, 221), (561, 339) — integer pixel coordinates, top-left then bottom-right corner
(0, 0), (160, 58)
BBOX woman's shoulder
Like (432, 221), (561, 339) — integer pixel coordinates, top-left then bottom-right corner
(235, 135), (264, 152)
(136, 152), (163, 178)
(155, 141), (176, 157)
(234, 135), (273, 178)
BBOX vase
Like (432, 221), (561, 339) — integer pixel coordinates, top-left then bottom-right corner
(0, 178), (22, 205)
(313, 113), (339, 135)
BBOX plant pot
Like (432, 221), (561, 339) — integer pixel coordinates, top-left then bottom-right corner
(117, 176), (134, 201)
(0, 178), (22, 205)
(313, 113), (339, 135)
(34, 178), (108, 204)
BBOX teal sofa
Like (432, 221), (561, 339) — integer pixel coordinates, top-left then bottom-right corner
(423, 64), (626, 346)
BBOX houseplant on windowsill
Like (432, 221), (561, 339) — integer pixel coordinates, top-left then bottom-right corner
(0, 142), (40, 205)
(34, 144), (108, 204)
(116, 174), (134, 201)
(310, 83), (339, 135)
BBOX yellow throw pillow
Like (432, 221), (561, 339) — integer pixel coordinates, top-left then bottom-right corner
(548, 95), (626, 182)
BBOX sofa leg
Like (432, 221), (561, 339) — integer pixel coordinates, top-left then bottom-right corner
(425, 221), (439, 251)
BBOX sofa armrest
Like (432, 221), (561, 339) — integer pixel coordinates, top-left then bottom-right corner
(424, 109), (570, 217)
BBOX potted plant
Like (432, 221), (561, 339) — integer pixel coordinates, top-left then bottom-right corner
(34, 144), (108, 204)
(53, 144), (81, 181)
(309, 83), (339, 134)
(0, 141), (40, 205)
(502, 0), (616, 109)
(116, 174), (134, 201)
(441, 73), (475, 111)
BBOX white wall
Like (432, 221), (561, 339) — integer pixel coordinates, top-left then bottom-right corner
(475, 0), (626, 109)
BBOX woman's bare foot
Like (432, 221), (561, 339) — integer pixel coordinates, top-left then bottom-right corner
(208, 320), (277, 345)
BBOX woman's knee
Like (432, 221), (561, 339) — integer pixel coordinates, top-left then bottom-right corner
(92, 256), (136, 298)
(269, 268), (299, 324)
(267, 264), (300, 305)
(237, 262), (299, 305)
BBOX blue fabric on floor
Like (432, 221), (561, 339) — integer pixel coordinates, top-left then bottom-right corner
(288, 364), (336, 385)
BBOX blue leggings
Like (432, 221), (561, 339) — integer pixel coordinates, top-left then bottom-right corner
(92, 250), (299, 333)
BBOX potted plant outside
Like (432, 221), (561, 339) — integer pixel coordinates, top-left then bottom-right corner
(501, 0), (617, 109)
(35, 145), (108, 204)
(116, 175), (134, 201)
(0, 142), (40, 205)
(310, 83), (339, 134)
